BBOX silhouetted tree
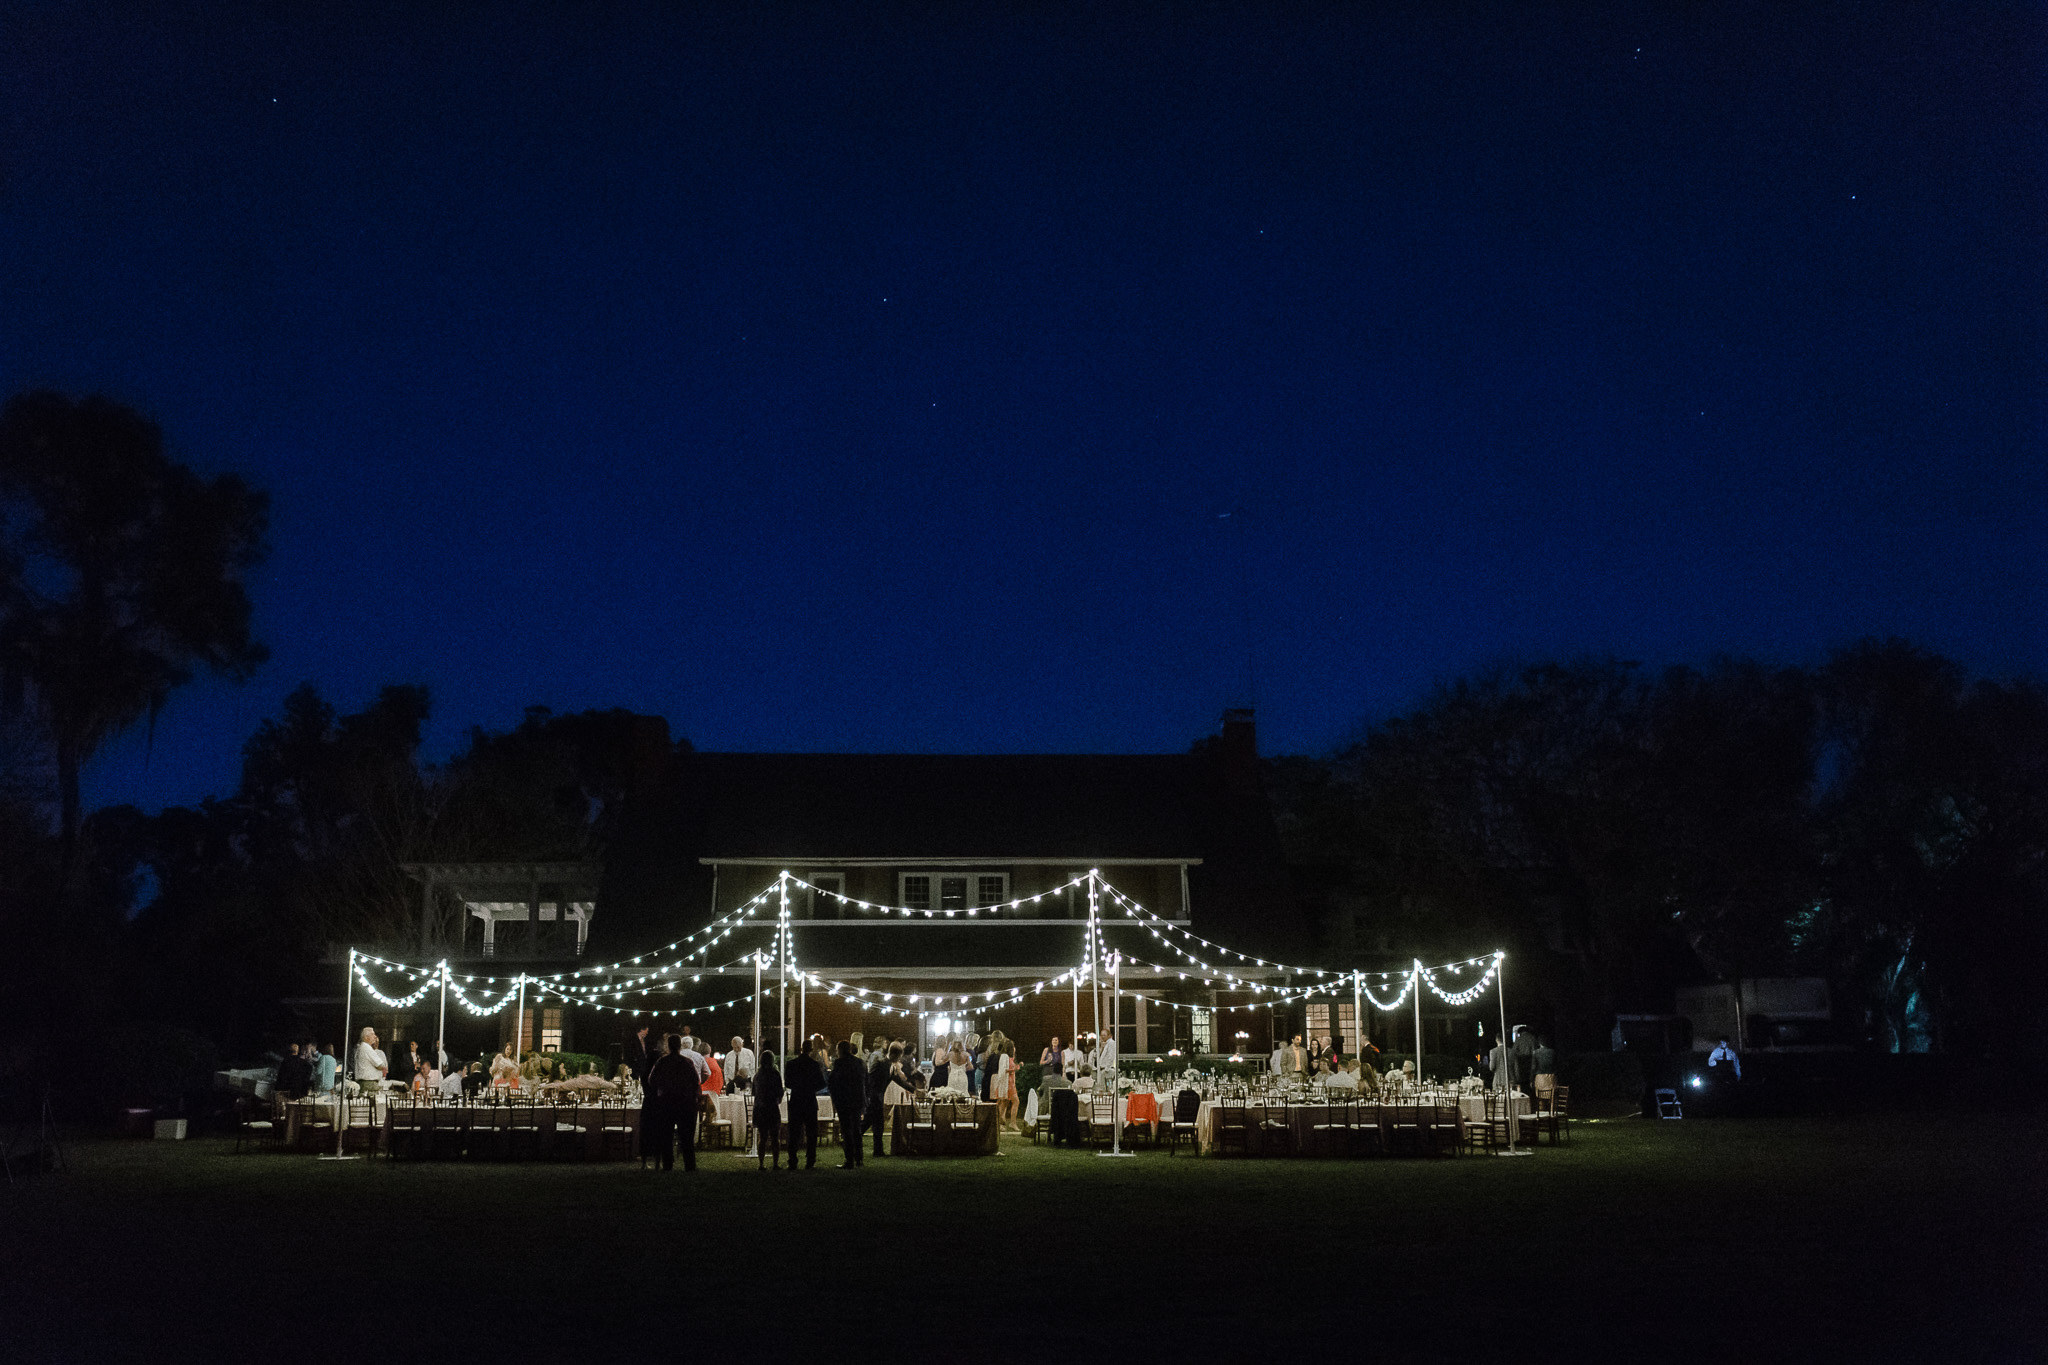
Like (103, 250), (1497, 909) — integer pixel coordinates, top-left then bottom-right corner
(0, 391), (268, 886)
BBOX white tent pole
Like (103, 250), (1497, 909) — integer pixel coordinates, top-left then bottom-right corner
(516, 973), (527, 1062)
(436, 960), (448, 1068)
(752, 951), (762, 1056)
(1411, 958), (1424, 1083)
(329, 948), (355, 1158)
(1089, 870), (1102, 1049)
(1113, 953), (1122, 1150)
(777, 874), (789, 1063)
(1352, 970), (1363, 1068)
(1496, 951), (1526, 1154)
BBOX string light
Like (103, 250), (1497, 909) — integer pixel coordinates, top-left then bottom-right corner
(349, 869), (1507, 1029)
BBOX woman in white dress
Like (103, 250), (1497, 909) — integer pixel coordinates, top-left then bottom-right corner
(989, 1041), (1016, 1130)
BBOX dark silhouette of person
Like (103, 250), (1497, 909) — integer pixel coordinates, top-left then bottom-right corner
(863, 1044), (898, 1159)
(643, 1033), (697, 1172)
(752, 1050), (785, 1171)
(829, 1041), (869, 1168)
(626, 1024), (652, 1083)
(785, 1042), (826, 1169)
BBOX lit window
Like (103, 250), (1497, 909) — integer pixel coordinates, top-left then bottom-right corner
(899, 872), (1007, 912)
(541, 1008), (563, 1053)
(1192, 1010), (1213, 1053)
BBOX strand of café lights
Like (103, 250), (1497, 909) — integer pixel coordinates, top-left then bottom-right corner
(1097, 882), (1379, 982)
(548, 887), (781, 992)
(1112, 953), (1407, 1012)
(368, 884), (787, 991)
(798, 965), (1094, 1021)
(1098, 881), (1462, 1004)
(552, 947), (768, 1001)
(528, 977), (761, 1017)
(781, 870), (1094, 919)
(483, 949), (769, 1011)
(1420, 952), (1502, 1006)
(352, 959), (442, 1009)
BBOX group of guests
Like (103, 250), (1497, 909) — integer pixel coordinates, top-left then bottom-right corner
(1264, 1034), (1383, 1092)
(625, 1025), (1036, 1170)
(1484, 1026), (1559, 1096)
(271, 1041), (338, 1098)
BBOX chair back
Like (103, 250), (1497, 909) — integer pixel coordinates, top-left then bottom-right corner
(1174, 1088), (1201, 1123)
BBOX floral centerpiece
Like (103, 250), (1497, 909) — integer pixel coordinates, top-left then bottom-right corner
(929, 1085), (972, 1103)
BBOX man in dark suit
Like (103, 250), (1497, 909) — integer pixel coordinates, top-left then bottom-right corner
(785, 1041), (826, 1170)
(626, 1024), (653, 1084)
(274, 1044), (312, 1100)
(862, 1043), (900, 1159)
(643, 1034), (697, 1172)
(828, 1041), (869, 1168)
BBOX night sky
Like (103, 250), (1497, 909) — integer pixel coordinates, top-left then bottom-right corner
(5, 0), (2041, 813)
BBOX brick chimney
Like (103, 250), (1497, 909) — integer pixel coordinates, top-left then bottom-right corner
(1219, 708), (1259, 795)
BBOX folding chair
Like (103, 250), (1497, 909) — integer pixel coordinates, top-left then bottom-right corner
(1162, 1089), (1202, 1156)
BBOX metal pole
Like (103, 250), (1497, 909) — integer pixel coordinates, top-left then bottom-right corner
(1089, 871), (1102, 1054)
(1411, 958), (1424, 1085)
(777, 874), (789, 1063)
(1495, 951), (1529, 1155)
(1352, 970), (1363, 1070)
(516, 973), (527, 1061)
(322, 948), (359, 1160)
(752, 952), (763, 1056)
(436, 960), (448, 1069)
(1100, 951), (1131, 1158)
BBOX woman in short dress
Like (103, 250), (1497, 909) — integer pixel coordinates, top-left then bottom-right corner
(989, 1040), (1016, 1130)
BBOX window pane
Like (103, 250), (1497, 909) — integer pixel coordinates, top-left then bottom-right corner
(975, 875), (1005, 906)
(810, 877), (842, 918)
(903, 875), (931, 910)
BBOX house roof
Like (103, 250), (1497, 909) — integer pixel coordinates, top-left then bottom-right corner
(685, 752), (1203, 861)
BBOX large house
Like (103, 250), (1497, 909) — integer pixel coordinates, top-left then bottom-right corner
(370, 711), (1371, 1065)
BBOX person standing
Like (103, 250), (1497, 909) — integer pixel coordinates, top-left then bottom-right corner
(1707, 1035), (1742, 1081)
(395, 1040), (420, 1088)
(1041, 1036), (1067, 1085)
(1531, 1035), (1558, 1099)
(829, 1041), (869, 1168)
(725, 1036), (757, 1093)
(643, 1034), (696, 1172)
(785, 1040), (826, 1169)
(626, 1024), (652, 1083)
(315, 1044), (338, 1095)
(862, 1045), (895, 1159)
(275, 1044), (311, 1100)
(353, 1028), (388, 1092)
(1511, 1025), (1537, 1093)
(1486, 1035), (1512, 1092)
(752, 1051), (785, 1170)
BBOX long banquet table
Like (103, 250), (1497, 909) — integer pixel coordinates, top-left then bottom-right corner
(284, 1095), (644, 1158)
(887, 1101), (1001, 1156)
(1181, 1092), (1532, 1154)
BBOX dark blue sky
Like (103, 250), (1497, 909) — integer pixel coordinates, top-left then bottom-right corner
(5, 0), (2041, 813)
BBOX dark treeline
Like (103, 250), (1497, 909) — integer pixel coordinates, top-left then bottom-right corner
(0, 683), (670, 1093)
(1270, 644), (2048, 1062)
(3, 394), (2043, 1105)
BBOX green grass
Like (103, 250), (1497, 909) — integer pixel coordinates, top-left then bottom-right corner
(4, 1115), (2043, 1361)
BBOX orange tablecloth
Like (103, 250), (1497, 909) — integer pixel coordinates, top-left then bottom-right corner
(1124, 1092), (1160, 1127)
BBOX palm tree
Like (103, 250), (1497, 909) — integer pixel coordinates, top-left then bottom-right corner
(0, 391), (269, 886)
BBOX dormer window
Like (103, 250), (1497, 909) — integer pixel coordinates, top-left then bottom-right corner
(899, 871), (1009, 914)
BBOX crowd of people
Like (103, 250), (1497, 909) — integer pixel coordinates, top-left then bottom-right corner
(276, 1018), (1575, 1165)
(619, 1025), (1045, 1171)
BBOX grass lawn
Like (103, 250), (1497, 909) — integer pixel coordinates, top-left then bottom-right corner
(4, 1113), (2042, 1362)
